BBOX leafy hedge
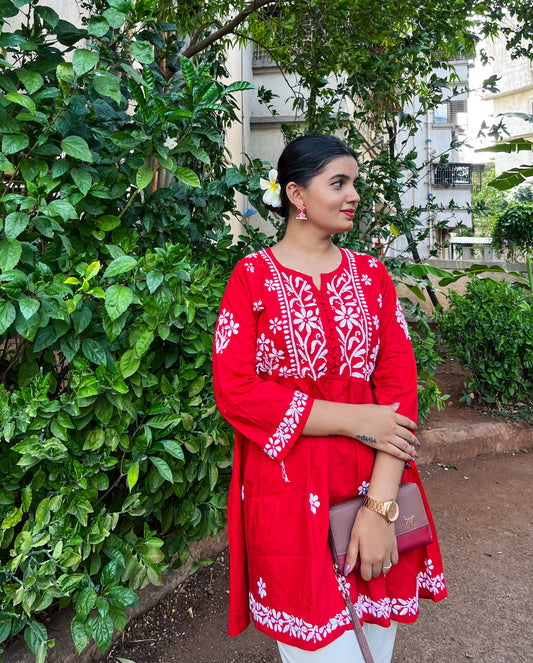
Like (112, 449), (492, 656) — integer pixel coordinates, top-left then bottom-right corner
(0, 1), (261, 658)
(438, 277), (533, 406)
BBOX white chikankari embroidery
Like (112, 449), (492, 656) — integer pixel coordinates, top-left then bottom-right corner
(372, 315), (379, 329)
(256, 334), (285, 375)
(253, 300), (264, 312)
(264, 391), (308, 459)
(265, 278), (278, 292)
(327, 268), (370, 379)
(257, 578), (267, 599)
(378, 293), (383, 308)
(245, 262), (255, 272)
(369, 257), (378, 268)
(241, 485), (244, 501)
(395, 300), (410, 339)
(309, 493), (320, 514)
(361, 274), (372, 286)
(249, 556), (445, 644)
(358, 481), (370, 495)
(214, 308), (240, 354)
(269, 317), (283, 334)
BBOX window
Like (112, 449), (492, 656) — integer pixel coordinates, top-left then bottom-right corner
(433, 163), (473, 187)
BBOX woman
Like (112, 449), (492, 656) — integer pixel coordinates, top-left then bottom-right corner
(213, 134), (446, 663)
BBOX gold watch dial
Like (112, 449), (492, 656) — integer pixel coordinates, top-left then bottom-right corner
(386, 500), (399, 523)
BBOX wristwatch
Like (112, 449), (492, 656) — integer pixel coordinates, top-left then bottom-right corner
(362, 495), (399, 524)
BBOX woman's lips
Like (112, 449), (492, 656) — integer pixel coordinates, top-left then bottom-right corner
(341, 209), (354, 219)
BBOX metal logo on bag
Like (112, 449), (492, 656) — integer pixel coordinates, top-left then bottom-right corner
(403, 515), (416, 527)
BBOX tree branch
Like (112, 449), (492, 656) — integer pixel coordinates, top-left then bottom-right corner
(182, 0), (279, 58)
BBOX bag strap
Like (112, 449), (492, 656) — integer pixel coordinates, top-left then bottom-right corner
(333, 563), (375, 663)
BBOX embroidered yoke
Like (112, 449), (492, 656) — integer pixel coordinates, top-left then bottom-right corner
(213, 248), (447, 651)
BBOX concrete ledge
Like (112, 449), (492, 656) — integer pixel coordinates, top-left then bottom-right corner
(418, 419), (533, 465)
(2, 532), (229, 663)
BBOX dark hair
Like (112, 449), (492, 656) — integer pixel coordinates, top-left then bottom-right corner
(276, 134), (358, 219)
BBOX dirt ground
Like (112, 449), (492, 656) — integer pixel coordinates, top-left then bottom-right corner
(103, 355), (529, 663)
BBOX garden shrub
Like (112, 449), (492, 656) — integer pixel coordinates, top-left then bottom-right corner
(438, 278), (533, 406)
(0, 1), (260, 658)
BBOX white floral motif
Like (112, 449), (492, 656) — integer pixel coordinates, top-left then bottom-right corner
(372, 315), (379, 329)
(358, 481), (370, 496)
(269, 317), (283, 334)
(378, 294), (383, 308)
(214, 308), (240, 354)
(327, 267), (370, 378)
(264, 391), (308, 459)
(256, 334), (285, 375)
(334, 303), (360, 330)
(309, 493), (320, 514)
(253, 300), (264, 312)
(248, 559), (446, 645)
(361, 274), (372, 286)
(257, 578), (267, 599)
(265, 278), (278, 292)
(293, 307), (320, 333)
(245, 262), (255, 273)
(395, 300), (410, 339)
(369, 257), (378, 268)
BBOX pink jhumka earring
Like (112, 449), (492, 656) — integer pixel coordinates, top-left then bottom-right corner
(296, 202), (307, 221)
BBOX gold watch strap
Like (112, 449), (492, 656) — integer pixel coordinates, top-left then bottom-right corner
(362, 495), (388, 519)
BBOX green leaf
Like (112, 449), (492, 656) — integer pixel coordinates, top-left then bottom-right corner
(72, 48), (99, 76)
(102, 7), (126, 29)
(108, 586), (138, 608)
(94, 72), (122, 105)
(127, 461), (139, 490)
(179, 56), (195, 89)
(88, 15), (109, 37)
(71, 168), (92, 195)
(96, 215), (121, 231)
(2, 133), (29, 155)
(159, 439), (185, 461)
(223, 81), (256, 94)
(0, 0), (18, 19)
(150, 456), (173, 483)
(105, 284), (133, 321)
(0, 152), (14, 171)
(0, 299), (15, 334)
(4, 212), (29, 240)
(89, 614), (114, 652)
(1, 506), (23, 529)
(5, 91), (36, 115)
(61, 136), (93, 163)
(86, 261), (101, 280)
(104, 255), (137, 278)
(136, 164), (153, 189)
(46, 199), (78, 221)
(24, 620), (47, 656)
(0, 238), (22, 270)
(56, 62), (75, 83)
(175, 167), (200, 188)
(134, 329), (154, 356)
(71, 617), (89, 654)
(0, 616), (12, 645)
(130, 40), (154, 64)
(119, 349), (140, 378)
(19, 297), (40, 320)
(146, 269), (164, 293)
(16, 69), (44, 95)
(82, 338), (107, 365)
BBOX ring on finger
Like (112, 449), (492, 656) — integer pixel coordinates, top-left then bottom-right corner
(383, 563), (392, 571)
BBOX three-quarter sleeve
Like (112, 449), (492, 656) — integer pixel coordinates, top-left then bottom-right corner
(213, 261), (314, 463)
(371, 263), (418, 422)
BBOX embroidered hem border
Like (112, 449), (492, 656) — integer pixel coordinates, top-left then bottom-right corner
(248, 567), (446, 645)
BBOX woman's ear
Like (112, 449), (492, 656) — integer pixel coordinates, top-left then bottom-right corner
(285, 181), (303, 208)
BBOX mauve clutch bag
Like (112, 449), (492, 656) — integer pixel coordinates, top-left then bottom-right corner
(328, 482), (433, 572)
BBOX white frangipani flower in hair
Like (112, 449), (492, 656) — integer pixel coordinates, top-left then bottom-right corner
(260, 169), (281, 208)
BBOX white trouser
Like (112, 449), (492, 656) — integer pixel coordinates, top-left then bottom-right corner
(277, 621), (398, 663)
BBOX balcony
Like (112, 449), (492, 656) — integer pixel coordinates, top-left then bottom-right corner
(432, 163), (478, 188)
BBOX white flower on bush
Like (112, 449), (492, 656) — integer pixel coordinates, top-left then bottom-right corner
(260, 169), (281, 207)
(164, 136), (178, 150)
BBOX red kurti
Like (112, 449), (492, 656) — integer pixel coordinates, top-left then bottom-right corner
(213, 247), (447, 650)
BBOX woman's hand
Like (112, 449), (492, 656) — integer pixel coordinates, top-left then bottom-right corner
(344, 506), (399, 582)
(347, 403), (418, 461)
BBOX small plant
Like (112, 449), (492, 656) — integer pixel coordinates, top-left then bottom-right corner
(438, 278), (533, 406)
(492, 202), (533, 297)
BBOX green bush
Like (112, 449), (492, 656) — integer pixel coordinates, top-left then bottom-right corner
(0, 1), (261, 658)
(438, 278), (533, 406)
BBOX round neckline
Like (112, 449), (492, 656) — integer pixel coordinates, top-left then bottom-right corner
(266, 246), (346, 286)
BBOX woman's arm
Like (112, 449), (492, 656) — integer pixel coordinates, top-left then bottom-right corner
(302, 400), (418, 461)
